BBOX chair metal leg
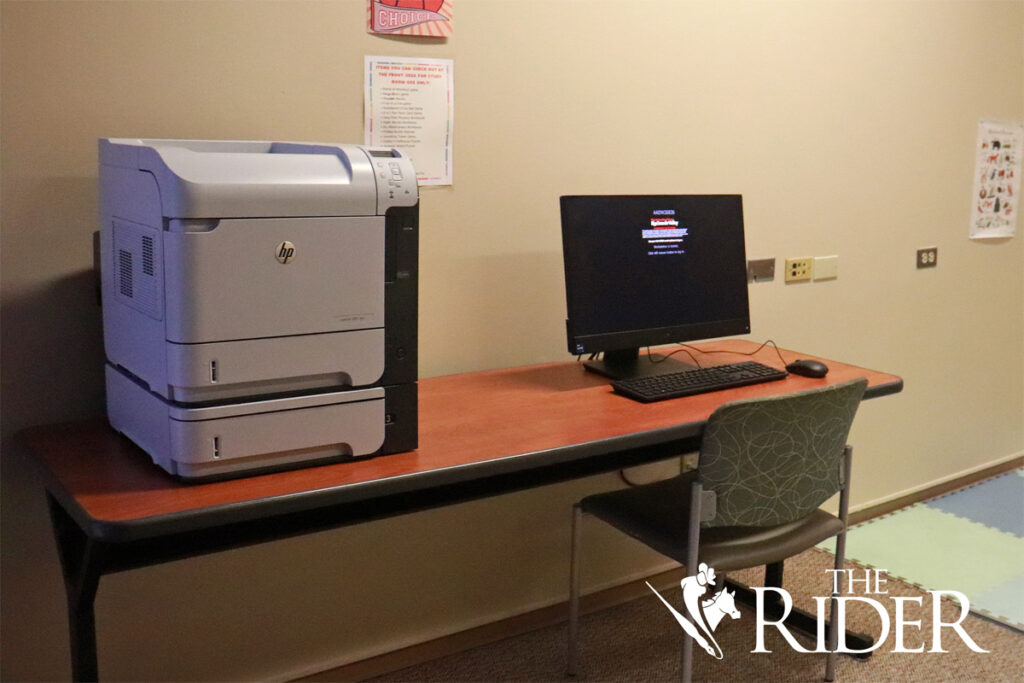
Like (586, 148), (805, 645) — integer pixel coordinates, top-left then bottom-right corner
(826, 531), (845, 682)
(826, 446), (854, 682)
(681, 480), (703, 683)
(567, 504), (583, 677)
(681, 625), (694, 682)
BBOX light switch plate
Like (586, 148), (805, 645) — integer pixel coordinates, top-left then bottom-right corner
(814, 255), (838, 280)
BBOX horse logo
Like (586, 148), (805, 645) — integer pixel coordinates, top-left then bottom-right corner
(646, 563), (740, 659)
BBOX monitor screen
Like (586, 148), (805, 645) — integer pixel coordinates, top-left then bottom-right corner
(560, 194), (750, 379)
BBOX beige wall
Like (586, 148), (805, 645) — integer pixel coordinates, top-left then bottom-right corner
(2, 1), (1022, 680)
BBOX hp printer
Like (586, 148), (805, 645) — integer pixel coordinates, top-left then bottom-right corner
(99, 138), (418, 479)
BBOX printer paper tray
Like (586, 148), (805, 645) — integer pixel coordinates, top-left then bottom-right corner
(106, 364), (386, 480)
(164, 328), (385, 403)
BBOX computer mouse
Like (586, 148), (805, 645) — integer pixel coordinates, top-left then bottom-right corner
(786, 359), (829, 378)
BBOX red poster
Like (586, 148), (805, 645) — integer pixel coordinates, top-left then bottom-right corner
(367, 1), (452, 37)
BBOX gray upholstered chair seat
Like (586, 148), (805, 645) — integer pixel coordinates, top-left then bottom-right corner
(581, 473), (845, 570)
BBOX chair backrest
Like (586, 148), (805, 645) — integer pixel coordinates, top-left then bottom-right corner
(697, 378), (868, 528)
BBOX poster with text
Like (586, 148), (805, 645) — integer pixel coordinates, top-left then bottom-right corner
(970, 119), (1022, 239)
(365, 56), (454, 186)
(367, 1), (452, 37)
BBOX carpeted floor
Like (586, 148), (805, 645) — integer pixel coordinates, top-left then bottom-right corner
(371, 548), (1024, 681)
(821, 468), (1024, 631)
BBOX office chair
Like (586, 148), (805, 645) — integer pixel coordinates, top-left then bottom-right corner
(567, 378), (868, 682)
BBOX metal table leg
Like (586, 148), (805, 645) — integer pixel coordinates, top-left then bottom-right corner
(47, 494), (105, 682)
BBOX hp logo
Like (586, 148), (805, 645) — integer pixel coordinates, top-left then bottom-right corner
(275, 241), (296, 264)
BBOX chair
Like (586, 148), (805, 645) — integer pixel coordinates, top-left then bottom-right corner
(567, 378), (868, 682)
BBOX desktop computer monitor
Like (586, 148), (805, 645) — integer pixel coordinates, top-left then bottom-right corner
(560, 194), (750, 380)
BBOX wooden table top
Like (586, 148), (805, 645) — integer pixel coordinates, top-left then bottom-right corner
(19, 340), (902, 538)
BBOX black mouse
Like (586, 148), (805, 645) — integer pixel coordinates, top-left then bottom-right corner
(786, 359), (829, 378)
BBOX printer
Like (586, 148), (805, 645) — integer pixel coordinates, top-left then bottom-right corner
(99, 138), (418, 479)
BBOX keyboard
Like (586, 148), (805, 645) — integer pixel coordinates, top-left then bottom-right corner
(611, 361), (788, 402)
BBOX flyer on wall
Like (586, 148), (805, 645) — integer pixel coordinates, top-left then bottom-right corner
(970, 119), (1022, 239)
(364, 56), (454, 186)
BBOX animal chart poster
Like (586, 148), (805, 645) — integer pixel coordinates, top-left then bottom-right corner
(367, 1), (452, 37)
(970, 119), (1022, 239)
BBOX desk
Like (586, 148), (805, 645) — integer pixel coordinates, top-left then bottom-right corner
(20, 340), (902, 681)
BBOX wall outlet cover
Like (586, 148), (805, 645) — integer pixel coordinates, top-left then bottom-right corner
(814, 255), (838, 280)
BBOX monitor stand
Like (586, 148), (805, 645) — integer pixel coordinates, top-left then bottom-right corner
(582, 348), (697, 382)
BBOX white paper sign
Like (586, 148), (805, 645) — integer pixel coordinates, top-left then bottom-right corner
(364, 56), (454, 186)
(970, 119), (1022, 239)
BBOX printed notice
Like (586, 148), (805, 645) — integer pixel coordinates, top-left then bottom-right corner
(971, 119), (1022, 239)
(365, 56), (454, 186)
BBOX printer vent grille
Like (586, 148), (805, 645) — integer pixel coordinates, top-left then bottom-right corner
(112, 219), (162, 321)
(118, 250), (134, 298)
(142, 236), (155, 276)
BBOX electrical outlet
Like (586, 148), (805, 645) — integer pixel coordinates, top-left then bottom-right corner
(917, 247), (938, 269)
(785, 257), (814, 282)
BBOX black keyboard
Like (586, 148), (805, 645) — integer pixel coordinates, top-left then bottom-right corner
(611, 361), (788, 402)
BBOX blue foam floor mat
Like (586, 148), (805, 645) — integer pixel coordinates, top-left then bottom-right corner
(926, 469), (1023, 537)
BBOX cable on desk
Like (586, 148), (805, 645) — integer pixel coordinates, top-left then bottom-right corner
(581, 340), (790, 370)
(650, 339), (790, 368)
(647, 345), (700, 367)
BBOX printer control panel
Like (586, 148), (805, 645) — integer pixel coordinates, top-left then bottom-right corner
(367, 148), (418, 213)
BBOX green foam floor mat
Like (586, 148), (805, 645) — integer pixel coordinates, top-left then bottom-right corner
(819, 468), (1024, 631)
